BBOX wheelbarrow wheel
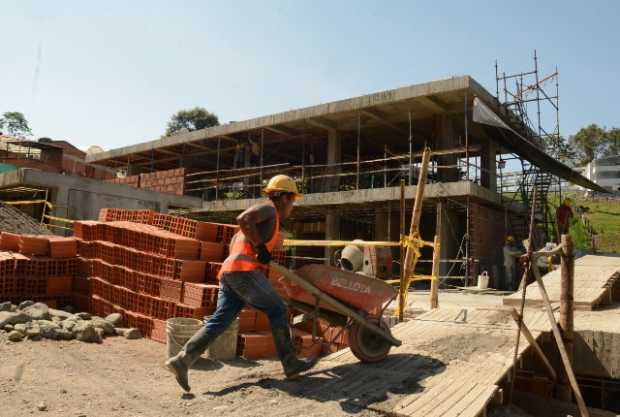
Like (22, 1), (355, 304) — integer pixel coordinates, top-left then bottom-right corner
(348, 317), (392, 363)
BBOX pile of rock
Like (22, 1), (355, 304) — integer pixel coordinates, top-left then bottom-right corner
(0, 300), (142, 343)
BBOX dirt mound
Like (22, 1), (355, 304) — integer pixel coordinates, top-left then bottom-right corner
(0, 203), (51, 235)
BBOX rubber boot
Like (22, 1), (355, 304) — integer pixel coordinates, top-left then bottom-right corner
(165, 326), (214, 392)
(271, 327), (318, 379)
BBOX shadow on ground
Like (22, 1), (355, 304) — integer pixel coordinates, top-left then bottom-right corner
(201, 353), (446, 414)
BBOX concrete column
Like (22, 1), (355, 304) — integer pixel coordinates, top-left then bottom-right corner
(326, 129), (342, 192)
(435, 115), (459, 182)
(480, 140), (497, 192)
(324, 209), (340, 265)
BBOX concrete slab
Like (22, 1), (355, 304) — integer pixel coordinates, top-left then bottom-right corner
(195, 181), (502, 214)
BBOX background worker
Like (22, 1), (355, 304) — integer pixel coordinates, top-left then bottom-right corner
(556, 197), (574, 241)
(503, 235), (523, 290)
(165, 175), (318, 392)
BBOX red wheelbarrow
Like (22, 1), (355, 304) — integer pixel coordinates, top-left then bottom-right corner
(270, 262), (402, 363)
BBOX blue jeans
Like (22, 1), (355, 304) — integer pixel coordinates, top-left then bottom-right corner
(204, 269), (289, 337)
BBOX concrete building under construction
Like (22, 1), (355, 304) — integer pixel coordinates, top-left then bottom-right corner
(86, 75), (603, 284)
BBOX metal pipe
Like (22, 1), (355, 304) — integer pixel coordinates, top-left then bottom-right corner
(215, 137), (221, 200)
(465, 92), (469, 182)
(398, 178), (405, 322)
(356, 112), (361, 189)
(408, 111), (413, 185)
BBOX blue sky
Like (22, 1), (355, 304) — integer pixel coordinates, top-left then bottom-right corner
(1, 1), (619, 151)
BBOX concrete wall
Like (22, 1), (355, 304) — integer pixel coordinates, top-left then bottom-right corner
(0, 169), (202, 230)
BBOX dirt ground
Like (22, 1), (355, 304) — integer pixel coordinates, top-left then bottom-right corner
(0, 332), (386, 417)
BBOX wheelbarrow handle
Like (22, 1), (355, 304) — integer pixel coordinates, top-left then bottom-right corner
(270, 262), (402, 347)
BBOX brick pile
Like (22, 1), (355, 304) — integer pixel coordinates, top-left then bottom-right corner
(106, 175), (140, 188)
(104, 168), (186, 196)
(74, 212), (229, 339)
(1, 208), (349, 359)
(139, 168), (185, 196)
(0, 234), (80, 309)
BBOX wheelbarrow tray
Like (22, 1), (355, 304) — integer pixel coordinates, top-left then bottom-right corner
(280, 264), (396, 314)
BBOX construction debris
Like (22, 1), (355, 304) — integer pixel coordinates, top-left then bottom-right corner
(0, 203), (51, 235)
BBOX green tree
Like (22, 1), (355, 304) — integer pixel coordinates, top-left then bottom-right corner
(568, 124), (607, 165)
(0, 112), (32, 138)
(603, 127), (620, 157)
(165, 107), (219, 136)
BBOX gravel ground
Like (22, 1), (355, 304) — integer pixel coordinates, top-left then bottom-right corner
(0, 332), (383, 417)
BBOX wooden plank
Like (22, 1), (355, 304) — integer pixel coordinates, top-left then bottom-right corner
(454, 385), (498, 417)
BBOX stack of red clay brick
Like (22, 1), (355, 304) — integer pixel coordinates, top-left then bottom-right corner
(74, 209), (236, 341)
(104, 168), (186, 196)
(0, 208), (349, 359)
(0, 233), (80, 309)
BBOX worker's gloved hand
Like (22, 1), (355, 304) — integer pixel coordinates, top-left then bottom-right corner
(255, 243), (272, 264)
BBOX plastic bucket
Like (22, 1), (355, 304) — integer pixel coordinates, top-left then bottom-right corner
(166, 317), (202, 359)
(477, 271), (489, 290)
(208, 317), (239, 361)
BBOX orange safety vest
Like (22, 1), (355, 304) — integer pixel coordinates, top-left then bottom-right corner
(218, 204), (282, 278)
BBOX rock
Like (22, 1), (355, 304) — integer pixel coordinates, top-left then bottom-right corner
(37, 402), (47, 411)
(0, 311), (30, 327)
(91, 318), (115, 336)
(94, 327), (105, 342)
(8, 330), (24, 342)
(117, 327), (142, 340)
(61, 319), (77, 331)
(61, 305), (74, 313)
(3, 324), (13, 331)
(26, 325), (41, 340)
(73, 321), (99, 343)
(56, 328), (74, 341)
(38, 321), (60, 340)
(49, 308), (72, 321)
(18, 300), (34, 310)
(73, 312), (91, 320)
(14, 323), (27, 333)
(0, 301), (12, 312)
(22, 303), (50, 321)
(104, 313), (123, 327)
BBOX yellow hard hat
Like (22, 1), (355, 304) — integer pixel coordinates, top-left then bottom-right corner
(263, 175), (302, 199)
(506, 235), (515, 243)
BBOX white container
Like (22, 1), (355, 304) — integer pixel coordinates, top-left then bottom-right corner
(166, 317), (202, 358)
(477, 271), (490, 290)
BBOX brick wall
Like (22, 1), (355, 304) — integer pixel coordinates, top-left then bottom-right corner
(468, 202), (505, 280)
(105, 168), (186, 196)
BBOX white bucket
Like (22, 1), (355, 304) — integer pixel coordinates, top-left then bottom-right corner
(166, 317), (202, 359)
(477, 271), (489, 290)
(208, 317), (239, 361)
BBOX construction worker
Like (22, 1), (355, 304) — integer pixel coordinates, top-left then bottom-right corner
(165, 175), (317, 392)
(503, 235), (523, 290)
(556, 197), (574, 240)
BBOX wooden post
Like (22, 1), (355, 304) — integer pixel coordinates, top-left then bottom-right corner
(531, 260), (590, 417)
(559, 233), (575, 401)
(430, 235), (440, 309)
(430, 200), (443, 309)
(398, 179), (406, 322)
(399, 147), (431, 318)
